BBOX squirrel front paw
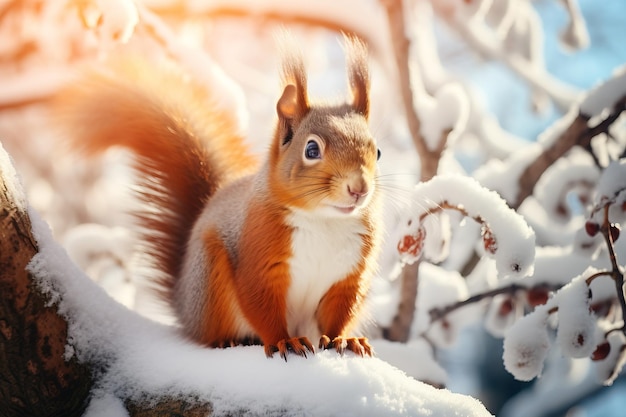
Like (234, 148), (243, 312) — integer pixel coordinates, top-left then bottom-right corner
(265, 336), (315, 361)
(319, 335), (373, 357)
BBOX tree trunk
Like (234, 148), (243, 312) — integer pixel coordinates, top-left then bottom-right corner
(0, 144), (92, 416)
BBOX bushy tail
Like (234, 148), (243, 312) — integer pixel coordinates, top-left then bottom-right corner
(53, 59), (256, 299)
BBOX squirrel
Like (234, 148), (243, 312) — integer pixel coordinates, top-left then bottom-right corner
(54, 36), (383, 360)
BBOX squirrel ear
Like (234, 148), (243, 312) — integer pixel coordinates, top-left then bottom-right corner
(277, 83), (307, 146)
(277, 77), (308, 122)
(345, 36), (370, 119)
(277, 84), (299, 120)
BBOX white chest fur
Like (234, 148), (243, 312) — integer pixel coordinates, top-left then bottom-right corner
(285, 211), (366, 339)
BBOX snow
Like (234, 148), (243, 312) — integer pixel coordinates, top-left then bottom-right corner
(580, 66), (626, 116)
(371, 339), (448, 386)
(416, 83), (470, 152)
(26, 207), (492, 417)
(62, 223), (136, 309)
(594, 158), (626, 204)
(554, 271), (598, 358)
(474, 144), (543, 204)
(502, 304), (551, 381)
(84, 392), (129, 417)
(533, 150), (600, 223)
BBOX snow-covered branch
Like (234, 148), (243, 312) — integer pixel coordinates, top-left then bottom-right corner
(431, 0), (580, 111)
(503, 159), (626, 386)
(398, 175), (535, 278)
(475, 69), (626, 210)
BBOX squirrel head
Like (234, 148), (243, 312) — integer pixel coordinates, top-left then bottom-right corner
(269, 36), (379, 217)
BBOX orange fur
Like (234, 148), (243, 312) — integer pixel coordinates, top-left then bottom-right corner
(199, 230), (243, 346)
(56, 36), (382, 360)
(54, 60), (257, 305)
(236, 200), (294, 355)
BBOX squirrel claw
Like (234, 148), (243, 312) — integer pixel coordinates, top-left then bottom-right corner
(266, 336), (315, 360)
(319, 335), (373, 357)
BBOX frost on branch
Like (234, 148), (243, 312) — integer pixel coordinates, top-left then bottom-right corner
(397, 175), (535, 279)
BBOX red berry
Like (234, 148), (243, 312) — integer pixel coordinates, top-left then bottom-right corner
(398, 226), (426, 259)
(591, 341), (611, 361)
(585, 221), (600, 237)
(526, 287), (550, 307)
(609, 223), (621, 242)
(482, 227), (497, 254)
(498, 298), (514, 317)
(591, 300), (613, 317)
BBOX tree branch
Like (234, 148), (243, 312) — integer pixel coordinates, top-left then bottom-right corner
(381, 0), (445, 182)
(513, 95), (626, 209)
(379, 0), (455, 344)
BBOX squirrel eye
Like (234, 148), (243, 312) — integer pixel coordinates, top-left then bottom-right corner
(305, 140), (322, 160)
(377, 148), (381, 161)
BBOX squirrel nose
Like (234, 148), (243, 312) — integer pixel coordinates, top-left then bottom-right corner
(347, 182), (369, 200)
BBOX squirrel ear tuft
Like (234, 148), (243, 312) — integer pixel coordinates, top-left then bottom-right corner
(277, 36), (309, 122)
(345, 35), (370, 119)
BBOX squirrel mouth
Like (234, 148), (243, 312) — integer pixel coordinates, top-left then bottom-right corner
(332, 205), (356, 214)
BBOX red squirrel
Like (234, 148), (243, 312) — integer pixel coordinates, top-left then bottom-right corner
(55, 37), (383, 360)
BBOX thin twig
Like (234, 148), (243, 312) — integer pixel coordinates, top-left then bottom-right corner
(600, 204), (626, 336)
(586, 270), (614, 286)
(427, 283), (560, 324)
(429, 283), (526, 323)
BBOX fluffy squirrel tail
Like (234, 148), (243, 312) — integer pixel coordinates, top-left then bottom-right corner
(54, 59), (256, 298)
